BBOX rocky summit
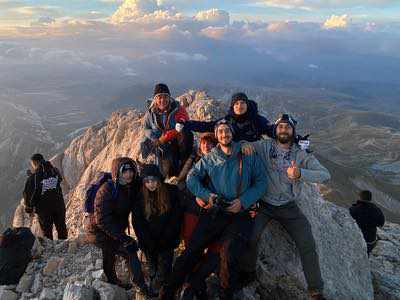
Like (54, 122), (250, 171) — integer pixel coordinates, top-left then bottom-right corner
(6, 91), (400, 299)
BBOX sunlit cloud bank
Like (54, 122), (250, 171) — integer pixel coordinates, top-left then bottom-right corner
(0, 0), (399, 85)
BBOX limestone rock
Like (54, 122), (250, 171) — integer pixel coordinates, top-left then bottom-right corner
(39, 287), (56, 300)
(63, 282), (97, 300)
(16, 274), (33, 293)
(0, 288), (18, 300)
(43, 257), (64, 276)
(92, 280), (129, 300)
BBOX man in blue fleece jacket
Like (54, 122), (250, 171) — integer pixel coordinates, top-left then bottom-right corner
(159, 119), (267, 300)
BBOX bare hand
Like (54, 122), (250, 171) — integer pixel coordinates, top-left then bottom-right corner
(287, 160), (301, 180)
(196, 194), (216, 209)
(241, 143), (254, 156)
(226, 198), (242, 214)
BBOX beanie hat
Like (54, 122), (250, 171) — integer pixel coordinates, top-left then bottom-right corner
(153, 83), (171, 98)
(274, 113), (297, 129)
(231, 92), (249, 106)
(142, 164), (164, 181)
(214, 119), (234, 137)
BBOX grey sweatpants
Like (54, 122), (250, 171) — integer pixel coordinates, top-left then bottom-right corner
(242, 201), (324, 293)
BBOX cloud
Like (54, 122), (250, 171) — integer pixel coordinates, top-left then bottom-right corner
(194, 9), (230, 26)
(258, 0), (397, 10)
(323, 14), (349, 29)
(110, 0), (160, 23)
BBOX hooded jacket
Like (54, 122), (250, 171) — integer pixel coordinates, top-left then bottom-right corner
(23, 161), (64, 213)
(186, 142), (267, 210)
(143, 99), (189, 142)
(251, 139), (331, 206)
(132, 183), (183, 253)
(94, 157), (139, 243)
(183, 99), (273, 142)
(350, 201), (385, 243)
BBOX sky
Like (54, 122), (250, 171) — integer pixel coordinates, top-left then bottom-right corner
(0, 0), (399, 87)
(0, 0), (399, 27)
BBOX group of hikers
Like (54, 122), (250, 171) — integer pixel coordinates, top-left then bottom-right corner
(16, 83), (386, 299)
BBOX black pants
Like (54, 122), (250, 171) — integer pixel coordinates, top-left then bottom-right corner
(161, 210), (254, 299)
(98, 237), (145, 289)
(145, 249), (174, 288)
(367, 240), (377, 256)
(36, 203), (68, 240)
(241, 201), (324, 294)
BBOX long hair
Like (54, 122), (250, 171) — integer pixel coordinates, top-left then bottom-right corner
(142, 182), (170, 219)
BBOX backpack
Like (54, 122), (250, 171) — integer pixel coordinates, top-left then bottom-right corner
(0, 227), (35, 285)
(83, 172), (118, 234)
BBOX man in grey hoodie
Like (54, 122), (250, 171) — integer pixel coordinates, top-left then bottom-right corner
(241, 114), (331, 300)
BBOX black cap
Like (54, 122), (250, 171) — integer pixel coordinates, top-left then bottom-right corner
(231, 92), (249, 106)
(153, 83), (171, 97)
(359, 190), (372, 202)
(142, 164), (164, 181)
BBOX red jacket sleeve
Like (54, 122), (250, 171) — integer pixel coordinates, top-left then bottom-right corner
(174, 105), (189, 123)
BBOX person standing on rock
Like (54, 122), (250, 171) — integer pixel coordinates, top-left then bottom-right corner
(159, 120), (267, 300)
(177, 92), (273, 142)
(132, 164), (183, 294)
(93, 157), (156, 298)
(241, 114), (331, 300)
(23, 153), (68, 240)
(349, 190), (385, 256)
(140, 83), (193, 178)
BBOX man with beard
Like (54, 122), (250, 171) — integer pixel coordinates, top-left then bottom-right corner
(241, 114), (331, 300)
(159, 119), (267, 299)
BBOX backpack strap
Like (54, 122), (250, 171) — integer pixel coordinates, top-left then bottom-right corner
(236, 151), (243, 198)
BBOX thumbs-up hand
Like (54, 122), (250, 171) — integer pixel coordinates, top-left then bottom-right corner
(287, 160), (301, 180)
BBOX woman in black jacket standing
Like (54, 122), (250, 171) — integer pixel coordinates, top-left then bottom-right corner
(93, 157), (156, 298)
(133, 164), (183, 293)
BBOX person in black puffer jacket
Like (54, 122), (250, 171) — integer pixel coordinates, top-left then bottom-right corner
(349, 190), (385, 255)
(23, 153), (67, 240)
(132, 164), (183, 293)
(93, 157), (156, 298)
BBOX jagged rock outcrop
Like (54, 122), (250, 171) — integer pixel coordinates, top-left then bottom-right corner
(10, 91), (400, 299)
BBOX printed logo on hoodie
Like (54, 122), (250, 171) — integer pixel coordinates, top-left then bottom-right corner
(41, 176), (58, 195)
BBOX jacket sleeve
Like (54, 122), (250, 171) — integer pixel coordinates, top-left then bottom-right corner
(23, 175), (36, 208)
(186, 158), (213, 202)
(299, 153), (331, 183)
(257, 115), (274, 138)
(143, 112), (160, 140)
(184, 120), (215, 133)
(94, 184), (129, 243)
(239, 154), (268, 209)
(174, 105), (189, 123)
(159, 129), (180, 143)
(374, 207), (385, 227)
(131, 202), (156, 251)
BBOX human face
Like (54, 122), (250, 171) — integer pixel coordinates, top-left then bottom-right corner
(216, 124), (233, 146)
(121, 169), (134, 184)
(154, 94), (170, 112)
(200, 140), (215, 155)
(144, 178), (160, 192)
(276, 123), (294, 144)
(233, 100), (248, 116)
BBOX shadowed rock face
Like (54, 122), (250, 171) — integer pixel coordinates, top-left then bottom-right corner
(11, 91), (399, 299)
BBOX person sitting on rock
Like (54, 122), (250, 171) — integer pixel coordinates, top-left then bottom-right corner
(23, 153), (68, 240)
(177, 92), (273, 142)
(241, 114), (331, 300)
(140, 83), (193, 178)
(349, 190), (385, 256)
(93, 157), (156, 298)
(159, 120), (267, 300)
(131, 164), (182, 294)
(171, 133), (222, 300)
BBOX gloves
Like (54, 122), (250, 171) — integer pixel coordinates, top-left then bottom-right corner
(175, 123), (184, 133)
(25, 206), (34, 214)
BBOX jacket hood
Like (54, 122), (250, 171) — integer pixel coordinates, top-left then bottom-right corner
(111, 157), (137, 182)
